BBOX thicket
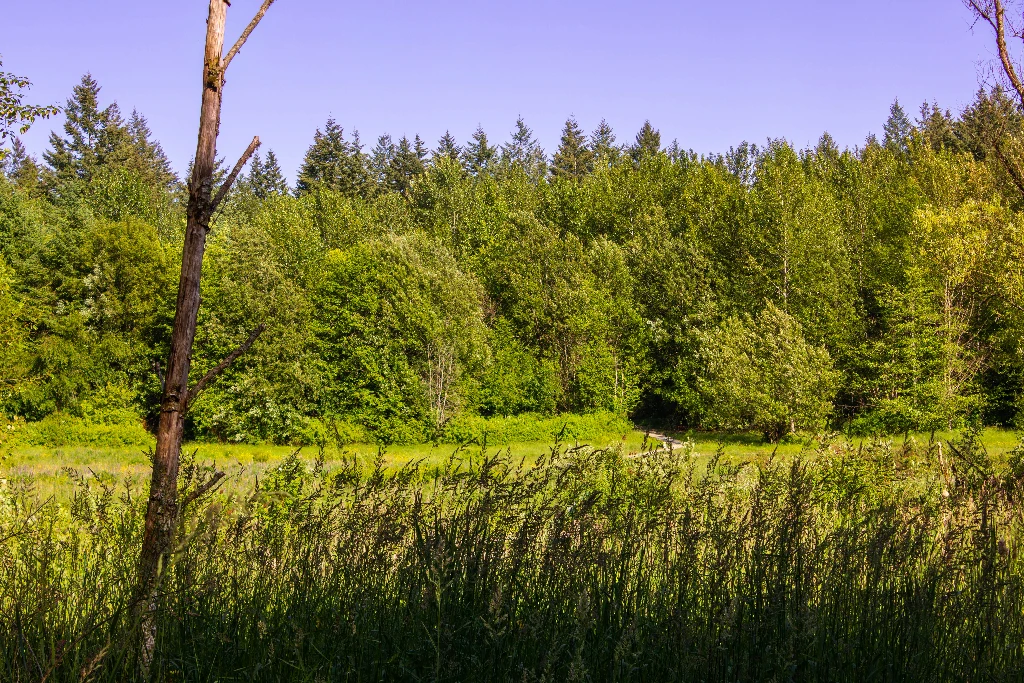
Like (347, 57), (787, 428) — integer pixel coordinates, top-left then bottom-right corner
(2, 430), (1023, 680)
(3, 76), (1024, 443)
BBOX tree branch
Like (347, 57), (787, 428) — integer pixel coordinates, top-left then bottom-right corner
(209, 135), (260, 215)
(967, 0), (1024, 105)
(180, 471), (226, 510)
(222, 0), (276, 72)
(184, 323), (266, 413)
(989, 133), (1024, 196)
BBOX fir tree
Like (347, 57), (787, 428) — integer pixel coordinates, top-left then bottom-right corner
(295, 117), (370, 198)
(388, 135), (426, 195)
(883, 99), (913, 153)
(917, 101), (960, 153)
(125, 109), (176, 189)
(1, 137), (41, 192)
(550, 116), (593, 180)
(414, 135), (429, 163)
(434, 131), (461, 163)
(630, 120), (662, 162)
(247, 149), (289, 198)
(956, 86), (1023, 161)
(1, 137), (27, 179)
(501, 116), (547, 180)
(43, 73), (130, 182)
(371, 133), (396, 187)
(591, 119), (620, 167)
(462, 125), (497, 175)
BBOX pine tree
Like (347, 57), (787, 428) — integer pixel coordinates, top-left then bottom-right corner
(1, 137), (27, 179)
(501, 117), (547, 179)
(917, 101), (960, 153)
(371, 133), (396, 187)
(43, 73), (130, 182)
(125, 109), (176, 188)
(630, 120), (662, 162)
(434, 131), (461, 164)
(461, 125), (497, 175)
(883, 99), (912, 153)
(550, 116), (593, 180)
(295, 117), (370, 198)
(956, 86), (1023, 161)
(591, 119), (620, 167)
(414, 135), (429, 163)
(247, 149), (289, 198)
(387, 136), (426, 195)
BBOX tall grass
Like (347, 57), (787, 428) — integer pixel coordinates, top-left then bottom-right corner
(1, 429), (1023, 681)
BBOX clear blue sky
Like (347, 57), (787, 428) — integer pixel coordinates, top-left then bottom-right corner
(3, 0), (1000, 182)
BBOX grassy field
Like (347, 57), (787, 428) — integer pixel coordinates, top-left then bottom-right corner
(3, 427), (1023, 681)
(3, 426), (1019, 499)
(671, 426), (1023, 462)
(1, 429), (651, 498)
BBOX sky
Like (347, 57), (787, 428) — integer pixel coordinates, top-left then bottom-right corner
(2, 0), (1003, 182)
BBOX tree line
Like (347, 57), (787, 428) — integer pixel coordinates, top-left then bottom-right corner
(3, 74), (1024, 442)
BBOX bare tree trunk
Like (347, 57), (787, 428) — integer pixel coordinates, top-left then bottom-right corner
(134, 0), (274, 668)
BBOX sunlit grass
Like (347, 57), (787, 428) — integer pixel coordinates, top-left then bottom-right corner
(2, 430), (651, 498)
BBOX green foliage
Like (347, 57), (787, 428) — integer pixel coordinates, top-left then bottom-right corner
(294, 117), (370, 198)
(0, 55), (59, 156)
(440, 410), (631, 445)
(699, 302), (840, 439)
(5, 71), (1024, 446)
(312, 235), (486, 443)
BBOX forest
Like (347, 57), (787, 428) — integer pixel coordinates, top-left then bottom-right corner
(3, 75), (1024, 446)
(6, 0), (1024, 679)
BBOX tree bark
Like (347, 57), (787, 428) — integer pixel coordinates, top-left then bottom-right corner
(134, 0), (272, 667)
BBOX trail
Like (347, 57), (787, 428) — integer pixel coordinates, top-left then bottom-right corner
(644, 431), (686, 452)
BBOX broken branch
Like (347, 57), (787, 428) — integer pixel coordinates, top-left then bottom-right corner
(184, 323), (267, 413)
(180, 471), (227, 510)
(210, 135), (261, 215)
(223, 0), (276, 72)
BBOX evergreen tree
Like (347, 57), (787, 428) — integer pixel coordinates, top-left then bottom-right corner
(590, 118), (620, 167)
(388, 135), (426, 195)
(125, 109), (176, 188)
(956, 86), (1023, 161)
(247, 149), (289, 198)
(883, 99), (913, 153)
(550, 116), (593, 180)
(461, 125), (497, 175)
(1, 137), (29, 180)
(917, 101), (960, 152)
(295, 117), (370, 198)
(630, 120), (662, 162)
(434, 131), (461, 163)
(43, 73), (130, 182)
(414, 134), (429, 163)
(371, 133), (396, 187)
(501, 116), (547, 179)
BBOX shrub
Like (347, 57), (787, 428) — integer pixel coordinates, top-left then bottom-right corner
(16, 413), (153, 447)
(440, 410), (633, 445)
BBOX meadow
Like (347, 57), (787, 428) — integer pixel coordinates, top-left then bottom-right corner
(2, 426), (1024, 681)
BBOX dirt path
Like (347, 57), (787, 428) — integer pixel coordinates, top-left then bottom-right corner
(645, 431), (687, 451)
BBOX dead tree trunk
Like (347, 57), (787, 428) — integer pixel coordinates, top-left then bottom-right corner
(135, 0), (274, 665)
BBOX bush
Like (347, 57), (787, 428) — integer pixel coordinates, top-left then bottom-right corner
(698, 302), (840, 439)
(440, 410), (634, 445)
(16, 413), (153, 447)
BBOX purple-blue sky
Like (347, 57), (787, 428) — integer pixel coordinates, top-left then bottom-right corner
(3, 0), (1001, 182)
